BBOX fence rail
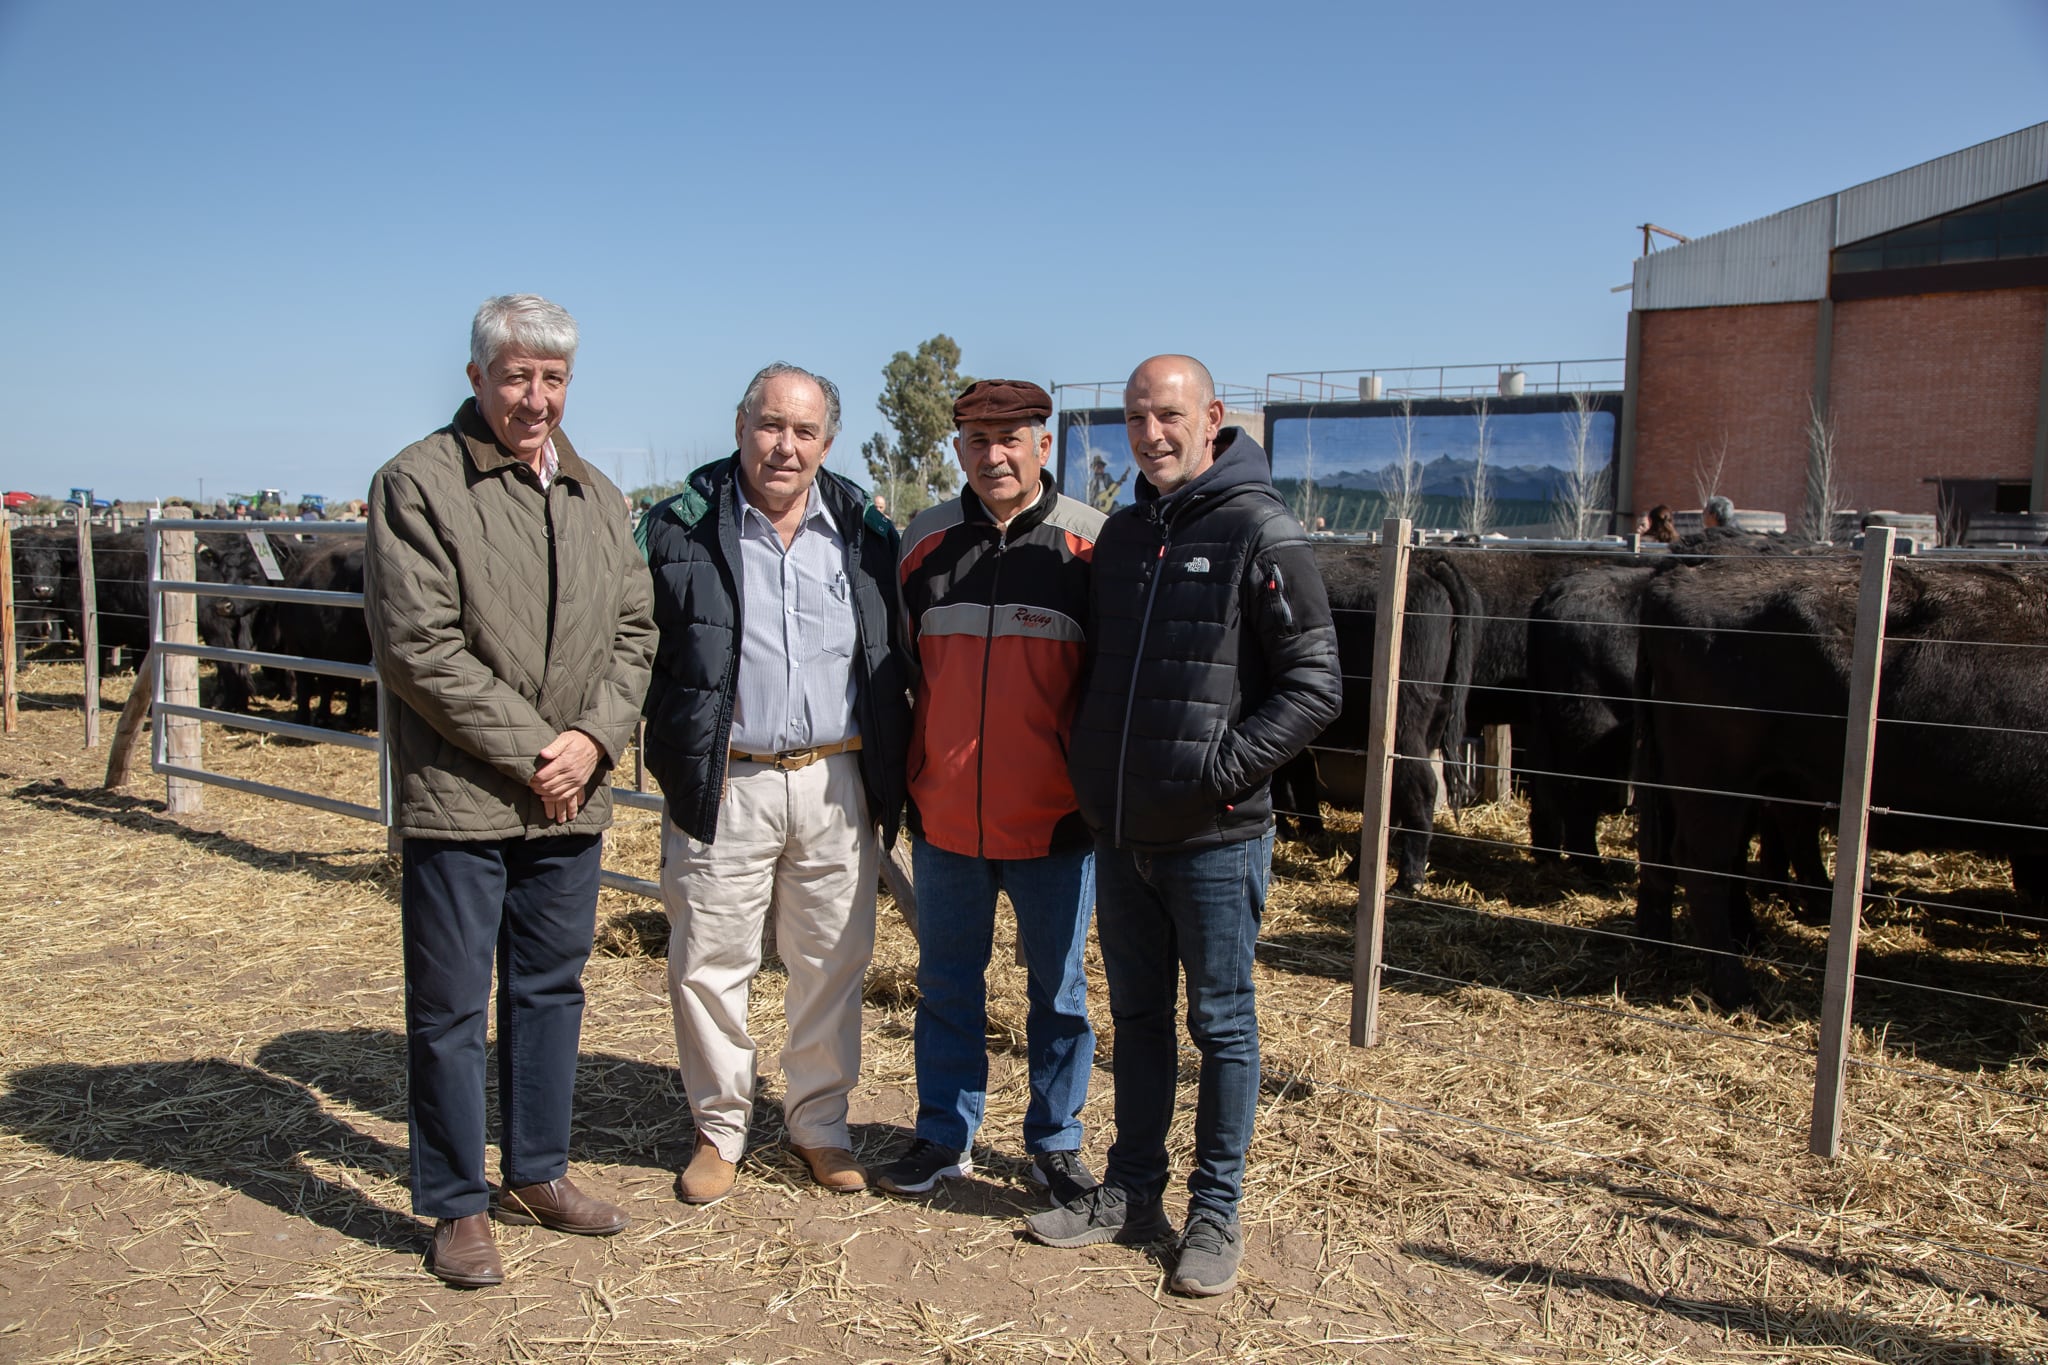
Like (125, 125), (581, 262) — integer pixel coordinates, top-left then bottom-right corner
(134, 517), (665, 898)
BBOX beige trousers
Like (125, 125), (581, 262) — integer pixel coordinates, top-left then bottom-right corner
(661, 751), (879, 1163)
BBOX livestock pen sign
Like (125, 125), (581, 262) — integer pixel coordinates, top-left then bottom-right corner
(1264, 394), (1621, 535)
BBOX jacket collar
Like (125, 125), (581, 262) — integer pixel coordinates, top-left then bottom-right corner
(452, 397), (596, 488)
(961, 469), (1057, 533)
(1133, 426), (1269, 515)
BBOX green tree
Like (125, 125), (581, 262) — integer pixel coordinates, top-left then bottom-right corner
(863, 334), (971, 522)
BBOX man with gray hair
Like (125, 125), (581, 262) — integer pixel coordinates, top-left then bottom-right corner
(640, 363), (910, 1206)
(1702, 494), (1735, 529)
(366, 294), (656, 1288)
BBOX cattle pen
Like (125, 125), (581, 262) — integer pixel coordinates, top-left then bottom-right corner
(0, 524), (2043, 1361)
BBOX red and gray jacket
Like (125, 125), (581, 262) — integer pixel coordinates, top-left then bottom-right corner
(899, 473), (1105, 860)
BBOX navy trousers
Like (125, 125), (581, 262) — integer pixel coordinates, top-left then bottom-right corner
(401, 834), (601, 1219)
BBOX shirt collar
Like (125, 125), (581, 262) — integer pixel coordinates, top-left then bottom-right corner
(536, 437), (560, 492)
(733, 476), (837, 536)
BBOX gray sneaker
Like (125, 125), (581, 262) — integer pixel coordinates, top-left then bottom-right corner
(874, 1138), (972, 1196)
(1169, 1212), (1242, 1296)
(1024, 1182), (1173, 1249)
(1028, 1149), (1099, 1207)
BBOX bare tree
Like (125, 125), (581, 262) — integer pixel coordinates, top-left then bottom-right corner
(1692, 430), (1729, 508)
(1936, 485), (1967, 548)
(1463, 397), (1493, 537)
(1801, 397), (1850, 542)
(1379, 397), (1425, 529)
(1550, 390), (1609, 539)
(1293, 416), (1326, 532)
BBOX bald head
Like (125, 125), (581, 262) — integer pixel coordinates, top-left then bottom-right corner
(1129, 354), (1216, 407)
(1124, 353), (1227, 494)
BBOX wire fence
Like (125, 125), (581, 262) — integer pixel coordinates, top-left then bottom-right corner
(8, 511), (2044, 1291)
(1290, 522), (2047, 1286)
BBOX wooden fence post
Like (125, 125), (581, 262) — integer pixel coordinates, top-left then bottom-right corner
(1351, 517), (1412, 1047)
(76, 511), (99, 747)
(1480, 724), (1512, 804)
(158, 524), (202, 813)
(103, 649), (157, 788)
(1810, 527), (1896, 1156)
(1, 517), (16, 736)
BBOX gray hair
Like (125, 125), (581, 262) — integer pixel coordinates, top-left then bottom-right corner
(470, 294), (579, 374)
(738, 362), (842, 440)
(1704, 494), (1735, 526)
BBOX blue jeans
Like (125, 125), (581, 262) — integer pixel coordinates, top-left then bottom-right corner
(1094, 828), (1273, 1223)
(910, 835), (1096, 1154)
(401, 834), (601, 1219)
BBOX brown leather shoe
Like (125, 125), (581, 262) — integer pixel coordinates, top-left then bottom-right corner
(427, 1213), (503, 1289)
(490, 1174), (629, 1236)
(790, 1143), (866, 1193)
(674, 1137), (737, 1206)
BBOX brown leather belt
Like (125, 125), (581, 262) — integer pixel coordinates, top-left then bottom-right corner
(728, 736), (863, 772)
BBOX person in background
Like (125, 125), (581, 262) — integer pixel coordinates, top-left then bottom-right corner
(1702, 495), (1735, 529)
(365, 293), (656, 1289)
(875, 379), (1104, 1206)
(1644, 504), (1677, 543)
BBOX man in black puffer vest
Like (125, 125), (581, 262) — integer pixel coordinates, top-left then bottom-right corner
(1024, 355), (1342, 1298)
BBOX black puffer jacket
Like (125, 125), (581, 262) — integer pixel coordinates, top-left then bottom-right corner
(1068, 429), (1342, 851)
(639, 456), (911, 844)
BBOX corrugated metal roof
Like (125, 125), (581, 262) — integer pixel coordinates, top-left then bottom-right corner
(1633, 122), (2048, 311)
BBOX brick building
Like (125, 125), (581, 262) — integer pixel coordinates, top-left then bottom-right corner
(1615, 123), (2048, 530)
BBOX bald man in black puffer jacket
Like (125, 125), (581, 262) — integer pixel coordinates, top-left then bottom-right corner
(1025, 355), (1341, 1299)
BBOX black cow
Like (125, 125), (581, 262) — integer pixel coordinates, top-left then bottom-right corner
(1524, 531), (1841, 866)
(1524, 564), (1652, 864)
(87, 529), (289, 711)
(1634, 557), (2048, 1006)
(1441, 548), (1639, 739)
(8, 528), (75, 661)
(256, 540), (373, 729)
(1273, 544), (1477, 892)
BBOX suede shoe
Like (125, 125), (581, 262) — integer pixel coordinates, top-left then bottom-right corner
(790, 1143), (867, 1193)
(427, 1213), (504, 1289)
(874, 1138), (972, 1196)
(490, 1174), (629, 1236)
(1028, 1149), (1099, 1208)
(1169, 1212), (1243, 1297)
(675, 1137), (737, 1206)
(1024, 1182), (1172, 1249)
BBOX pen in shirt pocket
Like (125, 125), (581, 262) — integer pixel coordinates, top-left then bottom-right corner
(831, 569), (850, 601)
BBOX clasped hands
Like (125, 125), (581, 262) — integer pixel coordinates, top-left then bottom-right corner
(531, 729), (602, 823)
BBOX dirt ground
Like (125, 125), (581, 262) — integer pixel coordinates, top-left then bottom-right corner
(0, 662), (2043, 1364)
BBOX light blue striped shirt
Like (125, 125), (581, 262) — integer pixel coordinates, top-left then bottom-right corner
(729, 481), (859, 754)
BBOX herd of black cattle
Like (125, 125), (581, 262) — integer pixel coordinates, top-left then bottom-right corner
(8, 527), (372, 727)
(9, 522), (2047, 1006)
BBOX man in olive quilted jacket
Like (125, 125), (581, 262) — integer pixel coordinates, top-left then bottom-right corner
(365, 295), (655, 1289)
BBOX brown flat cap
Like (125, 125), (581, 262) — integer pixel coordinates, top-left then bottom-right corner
(953, 378), (1053, 426)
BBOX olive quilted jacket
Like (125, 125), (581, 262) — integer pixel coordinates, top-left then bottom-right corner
(365, 400), (656, 839)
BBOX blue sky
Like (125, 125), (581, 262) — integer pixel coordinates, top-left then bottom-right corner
(3, 1), (2044, 503)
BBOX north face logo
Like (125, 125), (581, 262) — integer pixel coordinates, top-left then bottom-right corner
(1180, 556), (1211, 573)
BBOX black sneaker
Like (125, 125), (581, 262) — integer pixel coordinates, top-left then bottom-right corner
(873, 1138), (972, 1196)
(1023, 1182), (1173, 1249)
(1028, 1149), (1099, 1207)
(1168, 1212), (1242, 1297)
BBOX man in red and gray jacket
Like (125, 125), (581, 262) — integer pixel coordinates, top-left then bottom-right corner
(875, 379), (1105, 1206)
